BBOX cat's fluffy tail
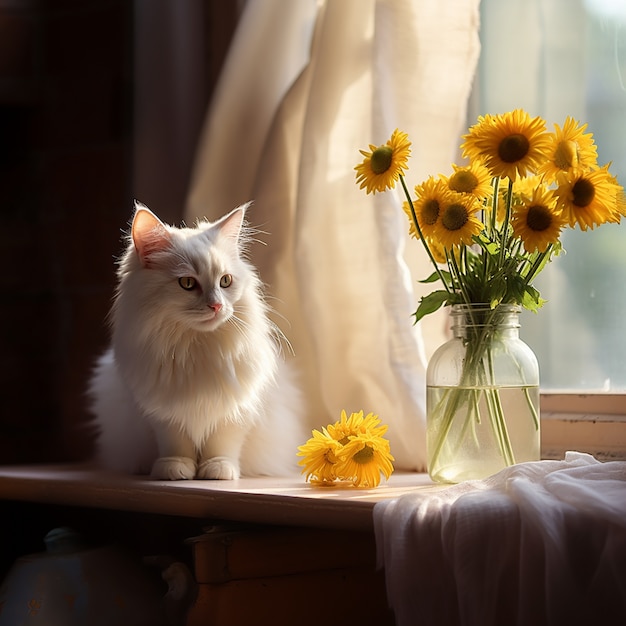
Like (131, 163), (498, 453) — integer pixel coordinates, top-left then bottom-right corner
(240, 358), (309, 477)
(88, 349), (157, 474)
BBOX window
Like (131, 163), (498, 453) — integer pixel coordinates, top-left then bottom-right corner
(471, 0), (626, 392)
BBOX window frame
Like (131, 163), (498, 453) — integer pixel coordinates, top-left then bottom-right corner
(540, 393), (626, 461)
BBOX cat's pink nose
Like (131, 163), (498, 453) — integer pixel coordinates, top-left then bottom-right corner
(209, 302), (222, 313)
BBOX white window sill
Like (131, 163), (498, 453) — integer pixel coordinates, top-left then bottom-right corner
(541, 393), (626, 461)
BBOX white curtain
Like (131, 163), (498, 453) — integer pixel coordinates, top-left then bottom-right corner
(185, 0), (481, 470)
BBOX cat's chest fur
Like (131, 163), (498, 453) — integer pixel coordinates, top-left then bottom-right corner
(89, 203), (304, 479)
(112, 287), (278, 437)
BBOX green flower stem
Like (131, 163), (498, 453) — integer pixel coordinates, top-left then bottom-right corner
(428, 319), (490, 469)
(524, 387), (540, 430)
(498, 179), (514, 268)
(441, 388), (483, 463)
(486, 388), (515, 466)
(483, 331), (515, 465)
(522, 244), (553, 286)
(399, 175), (452, 292)
(429, 307), (530, 476)
(449, 251), (472, 306)
(428, 386), (467, 469)
(490, 176), (500, 233)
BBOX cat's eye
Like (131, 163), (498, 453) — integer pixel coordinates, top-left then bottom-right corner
(220, 274), (233, 288)
(178, 276), (197, 291)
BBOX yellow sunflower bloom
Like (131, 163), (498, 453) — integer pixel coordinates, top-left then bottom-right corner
(413, 176), (453, 239)
(402, 200), (420, 239)
(326, 409), (388, 443)
(480, 182), (508, 227)
(554, 164), (624, 230)
(513, 174), (547, 200)
(444, 161), (493, 199)
(461, 109), (552, 181)
(539, 117), (598, 180)
(426, 236), (448, 264)
(297, 427), (341, 483)
(433, 192), (483, 249)
(511, 187), (566, 253)
(299, 410), (394, 487)
(610, 173), (626, 219)
(355, 129), (411, 194)
(334, 432), (395, 488)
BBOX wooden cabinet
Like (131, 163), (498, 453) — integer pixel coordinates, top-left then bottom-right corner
(0, 466), (432, 625)
(186, 525), (394, 625)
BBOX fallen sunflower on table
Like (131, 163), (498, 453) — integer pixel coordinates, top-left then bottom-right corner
(297, 410), (395, 488)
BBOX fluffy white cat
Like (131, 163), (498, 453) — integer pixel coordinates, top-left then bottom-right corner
(88, 201), (305, 480)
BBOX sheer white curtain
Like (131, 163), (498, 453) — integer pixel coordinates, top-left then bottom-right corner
(185, 0), (481, 470)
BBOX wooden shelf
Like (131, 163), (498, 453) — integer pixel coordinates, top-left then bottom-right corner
(0, 464), (442, 531)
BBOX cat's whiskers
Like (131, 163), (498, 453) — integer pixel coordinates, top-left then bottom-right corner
(91, 202), (304, 479)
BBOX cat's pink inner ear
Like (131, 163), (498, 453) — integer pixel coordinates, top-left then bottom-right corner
(132, 207), (171, 267)
(218, 206), (246, 242)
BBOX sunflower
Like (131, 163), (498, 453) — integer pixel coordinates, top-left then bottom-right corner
(355, 129), (411, 194)
(479, 181), (508, 227)
(444, 161), (493, 199)
(538, 116), (598, 180)
(412, 176), (453, 239)
(299, 411), (394, 487)
(513, 174), (546, 200)
(433, 192), (483, 249)
(426, 236), (448, 264)
(461, 109), (552, 181)
(554, 164), (624, 230)
(511, 187), (566, 253)
(326, 409), (388, 443)
(297, 427), (341, 483)
(333, 432), (395, 488)
(402, 200), (420, 239)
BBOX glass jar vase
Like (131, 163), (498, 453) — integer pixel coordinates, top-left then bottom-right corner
(426, 304), (540, 483)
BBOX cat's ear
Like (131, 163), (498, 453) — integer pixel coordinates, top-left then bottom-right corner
(131, 201), (171, 267)
(215, 203), (250, 243)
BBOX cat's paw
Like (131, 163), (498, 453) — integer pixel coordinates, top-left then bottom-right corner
(196, 456), (240, 480)
(151, 456), (197, 480)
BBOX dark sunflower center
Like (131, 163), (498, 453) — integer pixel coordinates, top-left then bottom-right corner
(498, 133), (530, 163)
(449, 170), (478, 193)
(422, 199), (440, 225)
(352, 444), (374, 465)
(526, 205), (552, 231)
(338, 436), (351, 446)
(572, 177), (596, 207)
(371, 146), (393, 174)
(441, 204), (469, 231)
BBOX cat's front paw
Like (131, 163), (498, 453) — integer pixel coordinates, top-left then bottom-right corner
(196, 456), (240, 480)
(151, 456), (197, 480)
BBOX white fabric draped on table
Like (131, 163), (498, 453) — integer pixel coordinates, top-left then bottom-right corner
(184, 0), (481, 470)
(374, 452), (626, 625)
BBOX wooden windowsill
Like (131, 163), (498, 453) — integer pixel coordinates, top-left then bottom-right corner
(0, 464), (443, 532)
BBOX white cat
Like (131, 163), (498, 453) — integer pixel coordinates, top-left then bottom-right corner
(88, 201), (305, 480)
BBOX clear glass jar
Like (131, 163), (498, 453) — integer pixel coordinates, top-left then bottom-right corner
(426, 304), (540, 483)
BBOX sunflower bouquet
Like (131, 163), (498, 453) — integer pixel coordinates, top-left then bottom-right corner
(355, 109), (624, 481)
(298, 410), (395, 488)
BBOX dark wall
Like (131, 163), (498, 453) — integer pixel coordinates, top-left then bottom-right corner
(0, 0), (237, 463)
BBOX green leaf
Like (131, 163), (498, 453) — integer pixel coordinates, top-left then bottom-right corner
(474, 234), (499, 256)
(419, 270), (451, 285)
(413, 290), (450, 323)
(521, 285), (545, 313)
